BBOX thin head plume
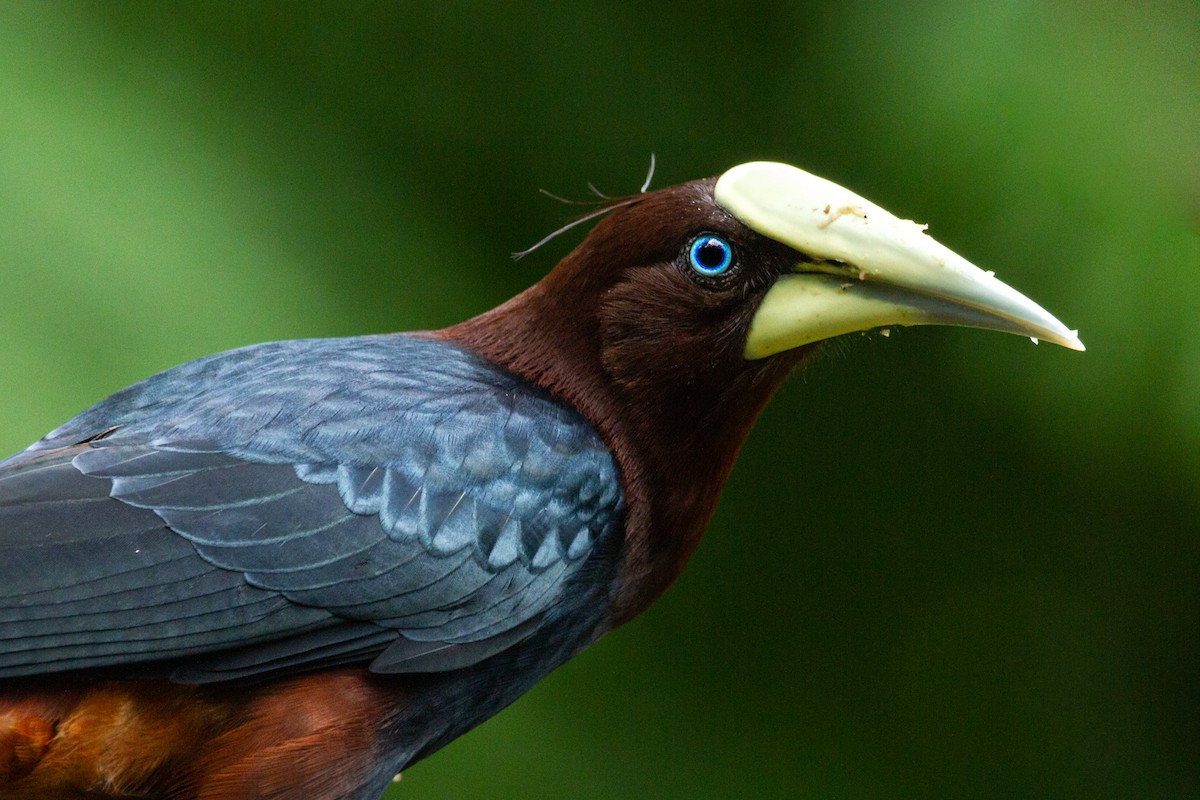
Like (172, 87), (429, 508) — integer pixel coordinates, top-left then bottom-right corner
(512, 154), (658, 260)
(589, 155), (654, 199)
(640, 152), (656, 193)
(512, 196), (642, 259)
(537, 188), (601, 206)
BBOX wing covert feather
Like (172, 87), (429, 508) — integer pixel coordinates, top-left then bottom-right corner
(0, 335), (622, 681)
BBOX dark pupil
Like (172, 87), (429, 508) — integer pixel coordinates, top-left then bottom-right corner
(697, 240), (726, 269)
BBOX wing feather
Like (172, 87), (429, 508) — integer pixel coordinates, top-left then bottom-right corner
(0, 335), (621, 682)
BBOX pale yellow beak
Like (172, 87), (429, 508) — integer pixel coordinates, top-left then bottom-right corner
(714, 162), (1085, 359)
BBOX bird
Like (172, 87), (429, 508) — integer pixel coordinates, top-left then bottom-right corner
(0, 161), (1083, 800)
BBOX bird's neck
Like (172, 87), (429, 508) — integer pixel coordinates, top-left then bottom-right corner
(437, 272), (799, 626)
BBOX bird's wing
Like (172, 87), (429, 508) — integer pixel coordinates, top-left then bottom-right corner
(0, 335), (622, 683)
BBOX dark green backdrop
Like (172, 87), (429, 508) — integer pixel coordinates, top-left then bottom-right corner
(0, 2), (1196, 797)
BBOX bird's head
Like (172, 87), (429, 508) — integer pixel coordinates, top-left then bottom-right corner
(454, 161), (1080, 441)
(444, 161), (1082, 610)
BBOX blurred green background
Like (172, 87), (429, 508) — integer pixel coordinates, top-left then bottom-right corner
(0, 2), (1196, 797)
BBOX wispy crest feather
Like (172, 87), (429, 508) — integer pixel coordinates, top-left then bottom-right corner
(513, 154), (657, 259)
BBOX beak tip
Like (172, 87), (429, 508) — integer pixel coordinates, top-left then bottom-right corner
(1050, 328), (1086, 352)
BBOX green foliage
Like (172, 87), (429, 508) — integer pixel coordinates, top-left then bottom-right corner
(0, 2), (1194, 797)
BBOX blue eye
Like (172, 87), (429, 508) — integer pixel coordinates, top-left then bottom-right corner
(688, 235), (733, 277)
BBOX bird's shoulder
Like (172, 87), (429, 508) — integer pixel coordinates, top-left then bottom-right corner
(18, 334), (604, 466)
